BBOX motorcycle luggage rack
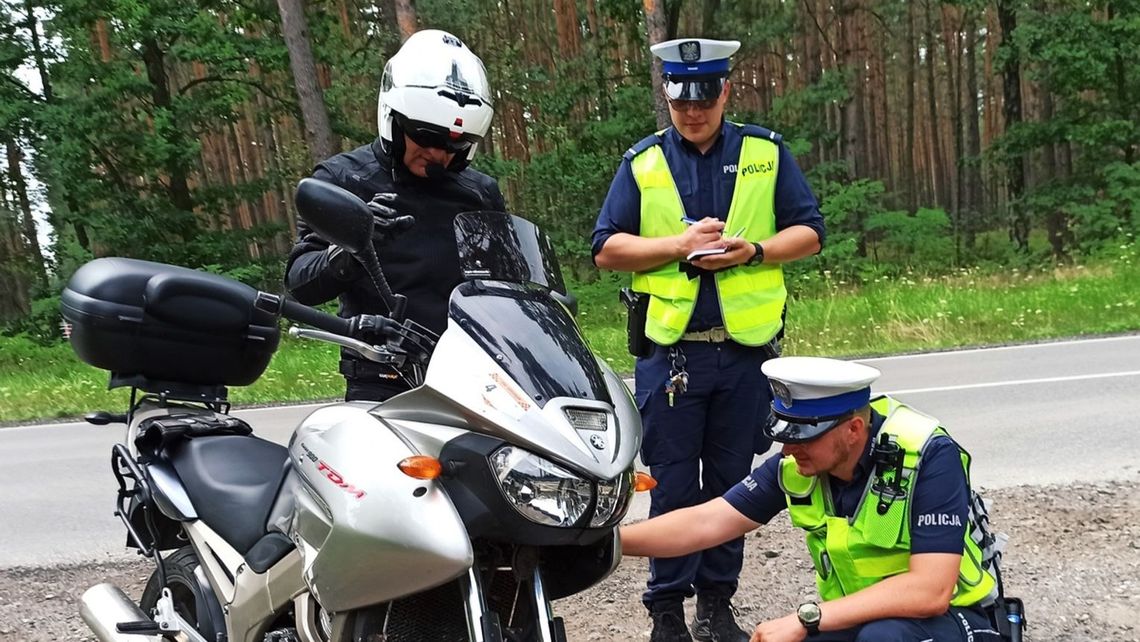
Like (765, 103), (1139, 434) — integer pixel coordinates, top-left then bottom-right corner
(112, 374), (231, 415)
(111, 443), (168, 589)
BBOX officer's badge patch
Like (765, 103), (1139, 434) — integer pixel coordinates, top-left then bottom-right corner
(679, 41), (701, 63)
(771, 380), (793, 407)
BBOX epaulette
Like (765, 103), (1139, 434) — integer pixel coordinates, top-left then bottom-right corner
(622, 132), (665, 161)
(737, 124), (783, 145)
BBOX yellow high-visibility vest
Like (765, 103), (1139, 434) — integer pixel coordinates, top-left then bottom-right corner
(779, 396), (998, 606)
(629, 125), (784, 346)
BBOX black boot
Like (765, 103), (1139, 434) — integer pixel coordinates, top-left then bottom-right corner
(691, 594), (749, 642)
(648, 601), (693, 642)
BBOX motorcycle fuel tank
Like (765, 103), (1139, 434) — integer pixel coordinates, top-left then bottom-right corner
(287, 403), (473, 612)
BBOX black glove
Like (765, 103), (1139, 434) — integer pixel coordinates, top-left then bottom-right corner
(368, 193), (415, 244)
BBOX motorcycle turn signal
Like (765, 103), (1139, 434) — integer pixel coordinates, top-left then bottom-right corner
(398, 456), (443, 480)
(634, 471), (657, 492)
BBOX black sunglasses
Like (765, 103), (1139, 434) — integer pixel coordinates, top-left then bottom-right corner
(666, 97), (720, 111)
(394, 113), (480, 154)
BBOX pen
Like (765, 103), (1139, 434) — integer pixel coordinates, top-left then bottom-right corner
(731, 227), (746, 238)
(680, 216), (700, 225)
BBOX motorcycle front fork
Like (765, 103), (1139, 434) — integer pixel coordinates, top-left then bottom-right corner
(460, 566), (566, 642)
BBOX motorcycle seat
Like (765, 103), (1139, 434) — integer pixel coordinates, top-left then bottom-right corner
(167, 434), (291, 555)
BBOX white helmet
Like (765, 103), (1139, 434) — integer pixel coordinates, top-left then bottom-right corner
(378, 30), (494, 171)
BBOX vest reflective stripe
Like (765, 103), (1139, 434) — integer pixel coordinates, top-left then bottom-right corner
(629, 128), (785, 346)
(780, 396), (997, 606)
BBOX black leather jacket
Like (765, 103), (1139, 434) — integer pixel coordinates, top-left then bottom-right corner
(285, 139), (506, 400)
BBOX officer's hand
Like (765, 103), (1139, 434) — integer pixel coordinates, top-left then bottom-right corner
(750, 613), (807, 642)
(678, 217), (725, 257)
(368, 193), (415, 244)
(691, 236), (752, 271)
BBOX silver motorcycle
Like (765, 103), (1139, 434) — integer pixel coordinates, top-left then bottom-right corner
(62, 180), (647, 642)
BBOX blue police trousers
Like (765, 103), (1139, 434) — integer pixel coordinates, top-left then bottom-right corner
(635, 340), (772, 605)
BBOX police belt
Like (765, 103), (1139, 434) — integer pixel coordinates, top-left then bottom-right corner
(677, 329), (782, 360)
(339, 358), (399, 381)
(680, 327), (731, 342)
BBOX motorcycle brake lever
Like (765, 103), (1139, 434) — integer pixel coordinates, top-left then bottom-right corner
(288, 326), (405, 365)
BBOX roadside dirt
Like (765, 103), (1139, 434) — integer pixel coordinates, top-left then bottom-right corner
(2, 478), (1138, 642)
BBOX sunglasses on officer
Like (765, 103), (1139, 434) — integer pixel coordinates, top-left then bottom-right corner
(664, 77), (727, 111)
(394, 112), (481, 154)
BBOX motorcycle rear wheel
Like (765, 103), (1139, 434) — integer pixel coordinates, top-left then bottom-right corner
(140, 546), (225, 640)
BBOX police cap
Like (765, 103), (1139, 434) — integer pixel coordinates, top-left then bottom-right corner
(760, 357), (881, 443)
(650, 38), (740, 102)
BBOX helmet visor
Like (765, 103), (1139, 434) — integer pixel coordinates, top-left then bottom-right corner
(762, 411), (853, 444)
(394, 112), (481, 154)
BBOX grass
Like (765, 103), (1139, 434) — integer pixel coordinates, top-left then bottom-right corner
(2, 258), (1138, 423)
(784, 262), (1140, 357)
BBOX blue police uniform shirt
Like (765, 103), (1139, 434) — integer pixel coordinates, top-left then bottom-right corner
(592, 122), (826, 331)
(723, 411), (970, 555)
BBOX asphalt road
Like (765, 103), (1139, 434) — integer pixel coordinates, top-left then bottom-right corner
(2, 335), (1138, 569)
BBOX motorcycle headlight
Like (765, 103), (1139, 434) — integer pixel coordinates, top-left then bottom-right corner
(491, 446), (593, 527)
(591, 468), (634, 527)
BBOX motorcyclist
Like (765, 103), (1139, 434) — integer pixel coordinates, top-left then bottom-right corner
(285, 29), (506, 402)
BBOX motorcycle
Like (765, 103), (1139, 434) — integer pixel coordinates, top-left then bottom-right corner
(62, 179), (649, 642)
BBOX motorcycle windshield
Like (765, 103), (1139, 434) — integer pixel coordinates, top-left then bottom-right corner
(455, 211), (566, 294)
(448, 281), (611, 408)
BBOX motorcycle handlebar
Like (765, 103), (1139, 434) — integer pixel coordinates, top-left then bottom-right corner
(275, 296), (354, 336)
(256, 291), (407, 350)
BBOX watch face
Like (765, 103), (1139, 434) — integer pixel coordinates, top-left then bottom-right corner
(798, 602), (822, 625)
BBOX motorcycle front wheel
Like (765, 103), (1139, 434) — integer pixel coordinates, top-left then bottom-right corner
(139, 546), (225, 640)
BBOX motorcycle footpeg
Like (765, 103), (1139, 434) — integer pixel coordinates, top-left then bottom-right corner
(116, 619), (162, 634)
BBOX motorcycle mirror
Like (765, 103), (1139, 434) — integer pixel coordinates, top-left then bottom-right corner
(294, 178), (374, 256)
(294, 178), (407, 322)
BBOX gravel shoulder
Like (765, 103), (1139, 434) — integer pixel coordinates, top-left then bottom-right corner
(3, 479), (1138, 642)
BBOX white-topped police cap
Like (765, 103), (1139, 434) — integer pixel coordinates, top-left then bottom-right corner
(650, 38), (740, 101)
(760, 357), (882, 443)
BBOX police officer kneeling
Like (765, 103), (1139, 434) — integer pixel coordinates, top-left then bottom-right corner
(621, 357), (1012, 642)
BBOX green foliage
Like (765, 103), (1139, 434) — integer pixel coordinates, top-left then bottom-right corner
(1, 294), (65, 344)
(866, 208), (954, 270)
(5, 258), (1139, 423)
(987, 1), (1140, 257)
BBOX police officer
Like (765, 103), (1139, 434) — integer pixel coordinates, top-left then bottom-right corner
(621, 357), (1004, 642)
(592, 38), (825, 642)
(286, 30), (506, 401)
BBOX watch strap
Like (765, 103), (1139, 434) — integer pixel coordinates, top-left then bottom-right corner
(747, 242), (765, 266)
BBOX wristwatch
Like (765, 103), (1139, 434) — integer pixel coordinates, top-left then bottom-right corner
(745, 242), (765, 266)
(796, 602), (821, 636)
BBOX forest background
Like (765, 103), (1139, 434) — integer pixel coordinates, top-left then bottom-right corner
(0, 0), (1138, 418)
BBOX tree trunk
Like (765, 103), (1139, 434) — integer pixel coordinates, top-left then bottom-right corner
(1039, 89), (1067, 261)
(0, 207), (32, 318)
(394, 0), (418, 41)
(903, 0), (917, 211)
(277, 0), (341, 166)
(963, 11), (983, 248)
(140, 38), (195, 216)
(701, 0), (720, 34)
(22, 0), (52, 102)
(941, 3), (962, 254)
(4, 138), (47, 286)
(838, 0), (866, 181)
(996, 0), (1028, 252)
(924, 0), (949, 211)
(643, 0), (670, 129)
